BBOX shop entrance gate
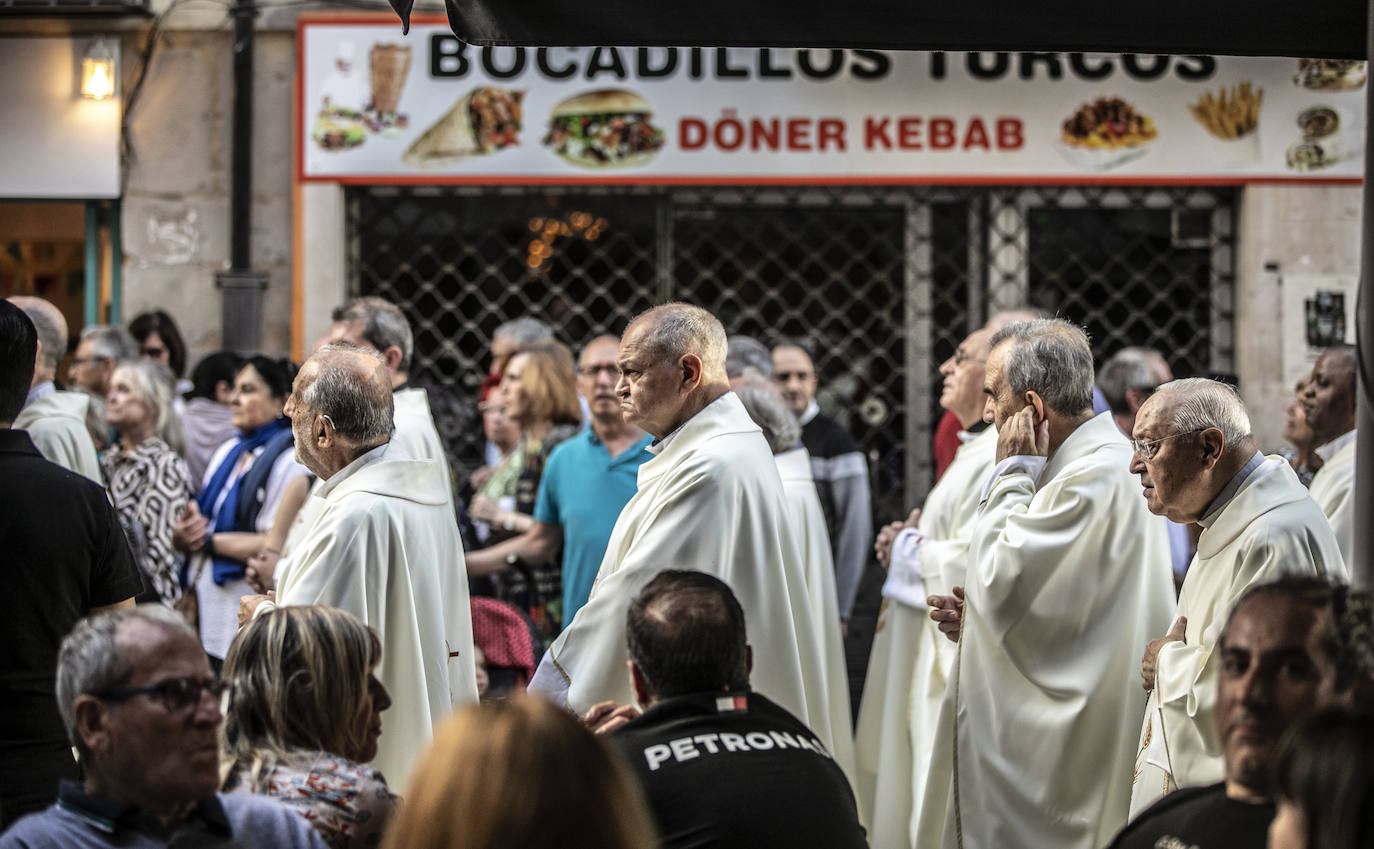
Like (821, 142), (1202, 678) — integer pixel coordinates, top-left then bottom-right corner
(347, 185), (1236, 522)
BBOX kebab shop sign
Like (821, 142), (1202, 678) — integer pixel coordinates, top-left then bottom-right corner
(299, 21), (1367, 183)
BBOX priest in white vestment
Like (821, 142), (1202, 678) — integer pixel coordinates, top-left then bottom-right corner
(918, 319), (1175, 849)
(1300, 346), (1357, 565)
(854, 325), (998, 848)
(733, 377), (855, 777)
(1126, 378), (1347, 818)
(275, 297), (455, 563)
(529, 304), (850, 772)
(8, 296), (102, 481)
(241, 345), (478, 789)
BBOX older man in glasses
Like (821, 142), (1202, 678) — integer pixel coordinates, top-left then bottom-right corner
(1125, 378), (1345, 818)
(0, 605), (326, 848)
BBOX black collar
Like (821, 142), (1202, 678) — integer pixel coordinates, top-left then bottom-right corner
(0, 429), (41, 456)
(57, 780), (231, 836)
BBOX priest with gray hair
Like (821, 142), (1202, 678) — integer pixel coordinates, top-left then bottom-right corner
(917, 318), (1175, 849)
(239, 344), (478, 789)
(529, 303), (853, 784)
(1126, 377), (1346, 817)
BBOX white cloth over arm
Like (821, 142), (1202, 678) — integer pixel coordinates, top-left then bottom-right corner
(1129, 456), (1346, 816)
(1308, 437), (1355, 566)
(274, 447), (478, 789)
(774, 446), (855, 776)
(14, 390), (101, 482)
(855, 426), (995, 848)
(529, 393), (850, 777)
(922, 413), (1174, 849)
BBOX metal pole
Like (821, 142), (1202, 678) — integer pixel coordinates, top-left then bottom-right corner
(230, 0), (253, 272)
(217, 0), (269, 355)
(1354, 0), (1374, 590)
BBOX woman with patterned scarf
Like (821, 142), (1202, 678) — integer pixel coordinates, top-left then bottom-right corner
(100, 358), (192, 606)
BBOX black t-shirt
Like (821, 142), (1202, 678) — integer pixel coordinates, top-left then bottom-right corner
(613, 690), (868, 849)
(1105, 783), (1274, 849)
(0, 429), (143, 746)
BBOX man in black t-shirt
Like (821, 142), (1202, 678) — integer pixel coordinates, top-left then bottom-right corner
(1107, 577), (1352, 849)
(0, 302), (142, 828)
(592, 570), (866, 849)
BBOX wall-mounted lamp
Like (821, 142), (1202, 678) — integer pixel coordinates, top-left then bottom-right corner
(81, 40), (116, 101)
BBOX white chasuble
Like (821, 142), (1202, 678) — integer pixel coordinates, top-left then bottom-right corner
(282, 386), (452, 558)
(1308, 437), (1355, 567)
(855, 426), (995, 848)
(1128, 456), (1346, 817)
(774, 446), (856, 776)
(274, 446), (479, 789)
(921, 413), (1175, 849)
(529, 393), (851, 774)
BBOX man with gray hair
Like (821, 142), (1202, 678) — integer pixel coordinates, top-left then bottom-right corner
(1126, 378), (1346, 816)
(530, 303), (853, 782)
(6, 296), (101, 480)
(481, 315), (554, 403)
(1099, 347), (1173, 437)
(0, 606), (326, 848)
(240, 344), (478, 788)
(66, 325), (137, 399)
(252, 297), (460, 594)
(917, 318), (1175, 849)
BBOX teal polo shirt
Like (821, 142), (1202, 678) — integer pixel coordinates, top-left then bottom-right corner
(534, 428), (653, 627)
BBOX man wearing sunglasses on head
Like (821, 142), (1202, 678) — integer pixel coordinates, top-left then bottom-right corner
(0, 606), (327, 849)
(1125, 378), (1345, 819)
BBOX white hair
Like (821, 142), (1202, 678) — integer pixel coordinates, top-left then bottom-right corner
(988, 319), (1095, 416)
(733, 377), (800, 453)
(111, 359), (177, 437)
(333, 297), (414, 372)
(494, 317), (554, 348)
(300, 344), (394, 443)
(726, 335), (775, 380)
(633, 303), (727, 377)
(79, 325), (138, 362)
(1098, 347), (1167, 415)
(56, 605), (197, 758)
(1155, 377), (1252, 448)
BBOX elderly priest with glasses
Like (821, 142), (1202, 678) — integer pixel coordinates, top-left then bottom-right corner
(1126, 378), (1345, 818)
(0, 606), (327, 849)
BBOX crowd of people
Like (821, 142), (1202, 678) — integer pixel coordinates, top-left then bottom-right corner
(0, 292), (1371, 849)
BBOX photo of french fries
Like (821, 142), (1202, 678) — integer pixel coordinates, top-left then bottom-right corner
(1188, 83), (1263, 140)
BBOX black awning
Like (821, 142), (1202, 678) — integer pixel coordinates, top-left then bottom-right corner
(392, 0), (1367, 59)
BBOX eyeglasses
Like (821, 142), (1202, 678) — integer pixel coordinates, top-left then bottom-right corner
(950, 350), (985, 367)
(93, 676), (231, 713)
(1130, 429), (1205, 460)
(70, 356), (109, 366)
(579, 364), (619, 378)
(140, 346), (167, 358)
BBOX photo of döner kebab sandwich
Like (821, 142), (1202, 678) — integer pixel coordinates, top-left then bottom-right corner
(1293, 59), (1367, 90)
(543, 89), (666, 168)
(403, 86), (524, 168)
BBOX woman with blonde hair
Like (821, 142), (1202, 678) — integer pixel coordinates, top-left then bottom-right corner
(221, 605), (397, 849)
(382, 696), (656, 849)
(468, 341), (582, 637)
(101, 358), (192, 605)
